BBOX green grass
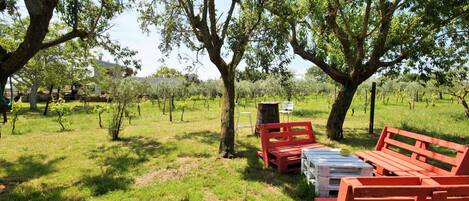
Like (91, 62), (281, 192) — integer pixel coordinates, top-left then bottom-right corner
(0, 96), (467, 201)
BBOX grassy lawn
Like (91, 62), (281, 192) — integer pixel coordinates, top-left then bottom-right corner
(0, 96), (467, 201)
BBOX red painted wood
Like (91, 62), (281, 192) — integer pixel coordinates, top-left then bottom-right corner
(385, 127), (467, 152)
(383, 138), (457, 165)
(257, 121), (324, 173)
(331, 176), (469, 201)
(357, 127), (469, 177)
(454, 149), (469, 175)
(375, 126), (388, 151)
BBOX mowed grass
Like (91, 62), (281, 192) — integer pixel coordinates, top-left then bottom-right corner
(0, 95), (467, 201)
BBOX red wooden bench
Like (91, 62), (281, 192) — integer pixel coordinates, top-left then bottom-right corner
(315, 176), (469, 201)
(257, 121), (325, 173)
(355, 127), (469, 177)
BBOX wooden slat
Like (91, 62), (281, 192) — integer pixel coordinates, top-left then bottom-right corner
(267, 130), (312, 138)
(352, 177), (421, 186)
(357, 151), (428, 172)
(373, 151), (431, 172)
(386, 127), (467, 152)
(381, 148), (452, 176)
(353, 186), (435, 197)
(259, 121), (311, 129)
(384, 138), (457, 166)
(375, 127), (389, 151)
(454, 150), (469, 175)
(356, 151), (412, 173)
(431, 176), (469, 185)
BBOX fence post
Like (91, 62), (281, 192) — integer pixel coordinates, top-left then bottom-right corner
(369, 82), (376, 134)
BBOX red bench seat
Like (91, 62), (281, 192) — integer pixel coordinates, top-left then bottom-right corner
(258, 121), (325, 173)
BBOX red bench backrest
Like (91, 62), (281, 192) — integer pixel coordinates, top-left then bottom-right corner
(375, 127), (469, 175)
(259, 121), (316, 150)
(337, 176), (469, 201)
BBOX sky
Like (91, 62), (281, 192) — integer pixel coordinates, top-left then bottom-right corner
(100, 8), (313, 80)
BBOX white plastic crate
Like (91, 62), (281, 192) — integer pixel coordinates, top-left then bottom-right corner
(301, 148), (373, 197)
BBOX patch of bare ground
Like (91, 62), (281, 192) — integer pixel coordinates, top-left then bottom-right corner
(134, 157), (198, 186)
(202, 187), (220, 201)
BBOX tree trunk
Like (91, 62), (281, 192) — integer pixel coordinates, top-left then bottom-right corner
(219, 74), (236, 158)
(44, 85), (53, 115)
(169, 95), (173, 122)
(180, 106), (185, 121)
(1, 75), (7, 123)
(458, 97), (469, 118)
(29, 82), (40, 110)
(326, 84), (358, 141)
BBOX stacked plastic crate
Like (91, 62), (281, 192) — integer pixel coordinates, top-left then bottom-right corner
(301, 148), (373, 197)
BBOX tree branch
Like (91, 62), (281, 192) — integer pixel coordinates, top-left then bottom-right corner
(289, 22), (348, 84)
(378, 51), (408, 67)
(355, 0), (371, 65)
(220, 0), (236, 43)
(326, 1), (354, 68)
(41, 29), (88, 49)
(208, 0), (220, 46)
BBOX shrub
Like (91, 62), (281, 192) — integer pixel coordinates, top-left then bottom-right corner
(93, 105), (109, 128)
(51, 99), (72, 131)
(10, 101), (22, 134)
(108, 78), (140, 140)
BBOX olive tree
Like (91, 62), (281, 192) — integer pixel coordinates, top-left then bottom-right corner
(139, 0), (267, 157)
(269, 0), (467, 140)
(108, 78), (140, 140)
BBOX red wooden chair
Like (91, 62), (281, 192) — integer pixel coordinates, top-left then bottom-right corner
(257, 121), (325, 173)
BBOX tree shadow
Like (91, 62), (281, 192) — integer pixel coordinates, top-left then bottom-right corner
(0, 185), (73, 201)
(339, 127), (381, 150)
(79, 136), (177, 196)
(449, 113), (468, 122)
(398, 122), (468, 147)
(293, 109), (328, 119)
(174, 130), (219, 145)
(0, 154), (66, 200)
(237, 138), (314, 201)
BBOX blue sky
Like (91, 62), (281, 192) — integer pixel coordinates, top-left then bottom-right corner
(100, 8), (312, 80)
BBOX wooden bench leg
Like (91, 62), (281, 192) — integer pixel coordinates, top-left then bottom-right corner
(278, 157), (287, 173)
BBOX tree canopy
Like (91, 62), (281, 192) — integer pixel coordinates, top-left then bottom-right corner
(267, 0), (468, 140)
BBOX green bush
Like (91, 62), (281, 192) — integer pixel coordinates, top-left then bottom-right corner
(108, 78), (140, 140)
(51, 99), (72, 131)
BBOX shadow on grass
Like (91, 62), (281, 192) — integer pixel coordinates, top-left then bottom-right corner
(293, 109), (328, 119)
(174, 130), (219, 145)
(237, 138), (314, 201)
(0, 155), (66, 200)
(339, 127), (381, 150)
(0, 185), (74, 201)
(79, 136), (177, 196)
(399, 122), (468, 145)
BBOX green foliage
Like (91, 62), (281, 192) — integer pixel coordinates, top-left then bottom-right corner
(108, 78), (141, 140)
(152, 66), (183, 78)
(93, 104), (110, 128)
(10, 100), (22, 134)
(51, 99), (72, 132)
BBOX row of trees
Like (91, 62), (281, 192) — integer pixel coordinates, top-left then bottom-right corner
(138, 0), (467, 157)
(1, 0), (467, 158)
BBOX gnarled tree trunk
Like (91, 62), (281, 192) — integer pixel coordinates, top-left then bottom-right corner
(326, 84), (358, 140)
(219, 73), (236, 158)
